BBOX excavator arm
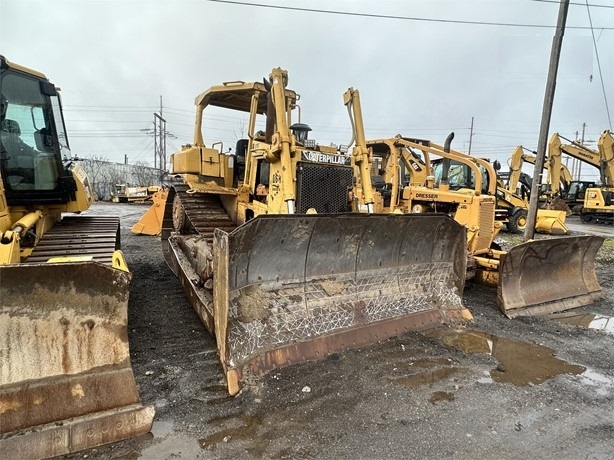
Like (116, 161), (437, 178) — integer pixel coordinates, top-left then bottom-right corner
(548, 133), (601, 194)
(507, 145), (572, 197)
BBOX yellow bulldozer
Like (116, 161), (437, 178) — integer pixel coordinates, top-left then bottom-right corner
(153, 68), (471, 395)
(0, 56), (153, 458)
(342, 88), (603, 319)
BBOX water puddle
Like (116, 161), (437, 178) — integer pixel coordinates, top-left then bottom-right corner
(547, 312), (614, 334)
(199, 413), (265, 451)
(207, 396), (233, 406)
(151, 420), (173, 438)
(139, 433), (201, 459)
(203, 384), (229, 393)
(392, 366), (466, 389)
(429, 391), (455, 404)
(386, 357), (454, 373)
(428, 328), (586, 386)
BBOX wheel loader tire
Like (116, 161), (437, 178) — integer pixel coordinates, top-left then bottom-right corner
(507, 209), (528, 234)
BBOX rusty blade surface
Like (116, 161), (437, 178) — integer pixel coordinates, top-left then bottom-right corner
(0, 262), (154, 455)
(498, 235), (604, 318)
(213, 213), (468, 381)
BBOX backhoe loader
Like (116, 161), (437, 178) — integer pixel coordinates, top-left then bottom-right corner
(159, 68), (470, 395)
(548, 132), (608, 219)
(0, 56), (153, 458)
(343, 89), (603, 318)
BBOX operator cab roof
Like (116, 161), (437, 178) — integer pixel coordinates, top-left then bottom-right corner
(194, 80), (298, 114)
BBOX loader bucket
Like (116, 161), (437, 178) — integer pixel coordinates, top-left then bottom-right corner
(498, 235), (604, 318)
(131, 189), (169, 236)
(0, 262), (154, 458)
(535, 209), (568, 235)
(211, 213), (470, 394)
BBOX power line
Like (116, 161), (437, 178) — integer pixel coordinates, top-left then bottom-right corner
(585, 0), (613, 130)
(203, 0), (614, 29)
(529, 0), (614, 8)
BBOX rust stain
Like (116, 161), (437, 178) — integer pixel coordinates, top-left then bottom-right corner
(71, 383), (85, 398)
(0, 399), (23, 414)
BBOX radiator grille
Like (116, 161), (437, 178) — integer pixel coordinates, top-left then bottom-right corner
(296, 162), (353, 213)
(477, 198), (495, 253)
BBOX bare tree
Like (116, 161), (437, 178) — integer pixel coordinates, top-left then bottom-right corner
(131, 161), (162, 186)
(79, 154), (108, 201)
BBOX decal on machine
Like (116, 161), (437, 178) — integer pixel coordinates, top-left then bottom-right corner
(301, 150), (351, 166)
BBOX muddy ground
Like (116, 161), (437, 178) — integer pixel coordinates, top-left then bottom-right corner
(66, 203), (614, 460)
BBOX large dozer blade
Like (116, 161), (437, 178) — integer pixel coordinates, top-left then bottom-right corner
(131, 189), (169, 236)
(498, 235), (604, 318)
(0, 262), (154, 459)
(209, 213), (470, 394)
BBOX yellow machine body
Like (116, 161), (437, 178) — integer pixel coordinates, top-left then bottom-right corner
(159, 70), (471, 395)
(343, 95), (603, 319)
(0, 55), (153, 458)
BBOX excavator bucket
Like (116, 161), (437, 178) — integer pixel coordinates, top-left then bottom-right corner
(131, 189), (169, 236)
(0, 262), (154, 458)
(498, 235), (604, 318)
(535, 209), (568, 235)
(208, 213), (470, 394)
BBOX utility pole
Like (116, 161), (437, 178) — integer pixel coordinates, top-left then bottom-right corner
(524, 0), (569, 242)
(468, 116), (474, 155)
(153, 95), (167, 171)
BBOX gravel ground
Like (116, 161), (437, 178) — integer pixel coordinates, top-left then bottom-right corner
(64, 203), (614, 460)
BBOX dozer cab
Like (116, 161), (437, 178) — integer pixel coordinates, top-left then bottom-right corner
(0, 56), (153, 458)
(158, 68), (470, 395)
(342, 89), (603, 318)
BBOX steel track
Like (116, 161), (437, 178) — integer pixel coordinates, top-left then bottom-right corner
(169, 184), (237, 239)
(26, 216), (120, 265)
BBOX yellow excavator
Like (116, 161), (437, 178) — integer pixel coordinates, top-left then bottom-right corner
(505, 145), (574, 201)
(548, 131), (614, 223)
(343, 88), (603, 318)
(0, 56), (153, 458)
(156, 68), (470, 395)
(493, 145), (568, 234)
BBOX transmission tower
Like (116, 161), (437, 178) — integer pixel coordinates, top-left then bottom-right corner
(153, 95), (167, 170)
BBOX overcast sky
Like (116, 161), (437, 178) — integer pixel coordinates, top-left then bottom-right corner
(2, 0), (612, 180)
